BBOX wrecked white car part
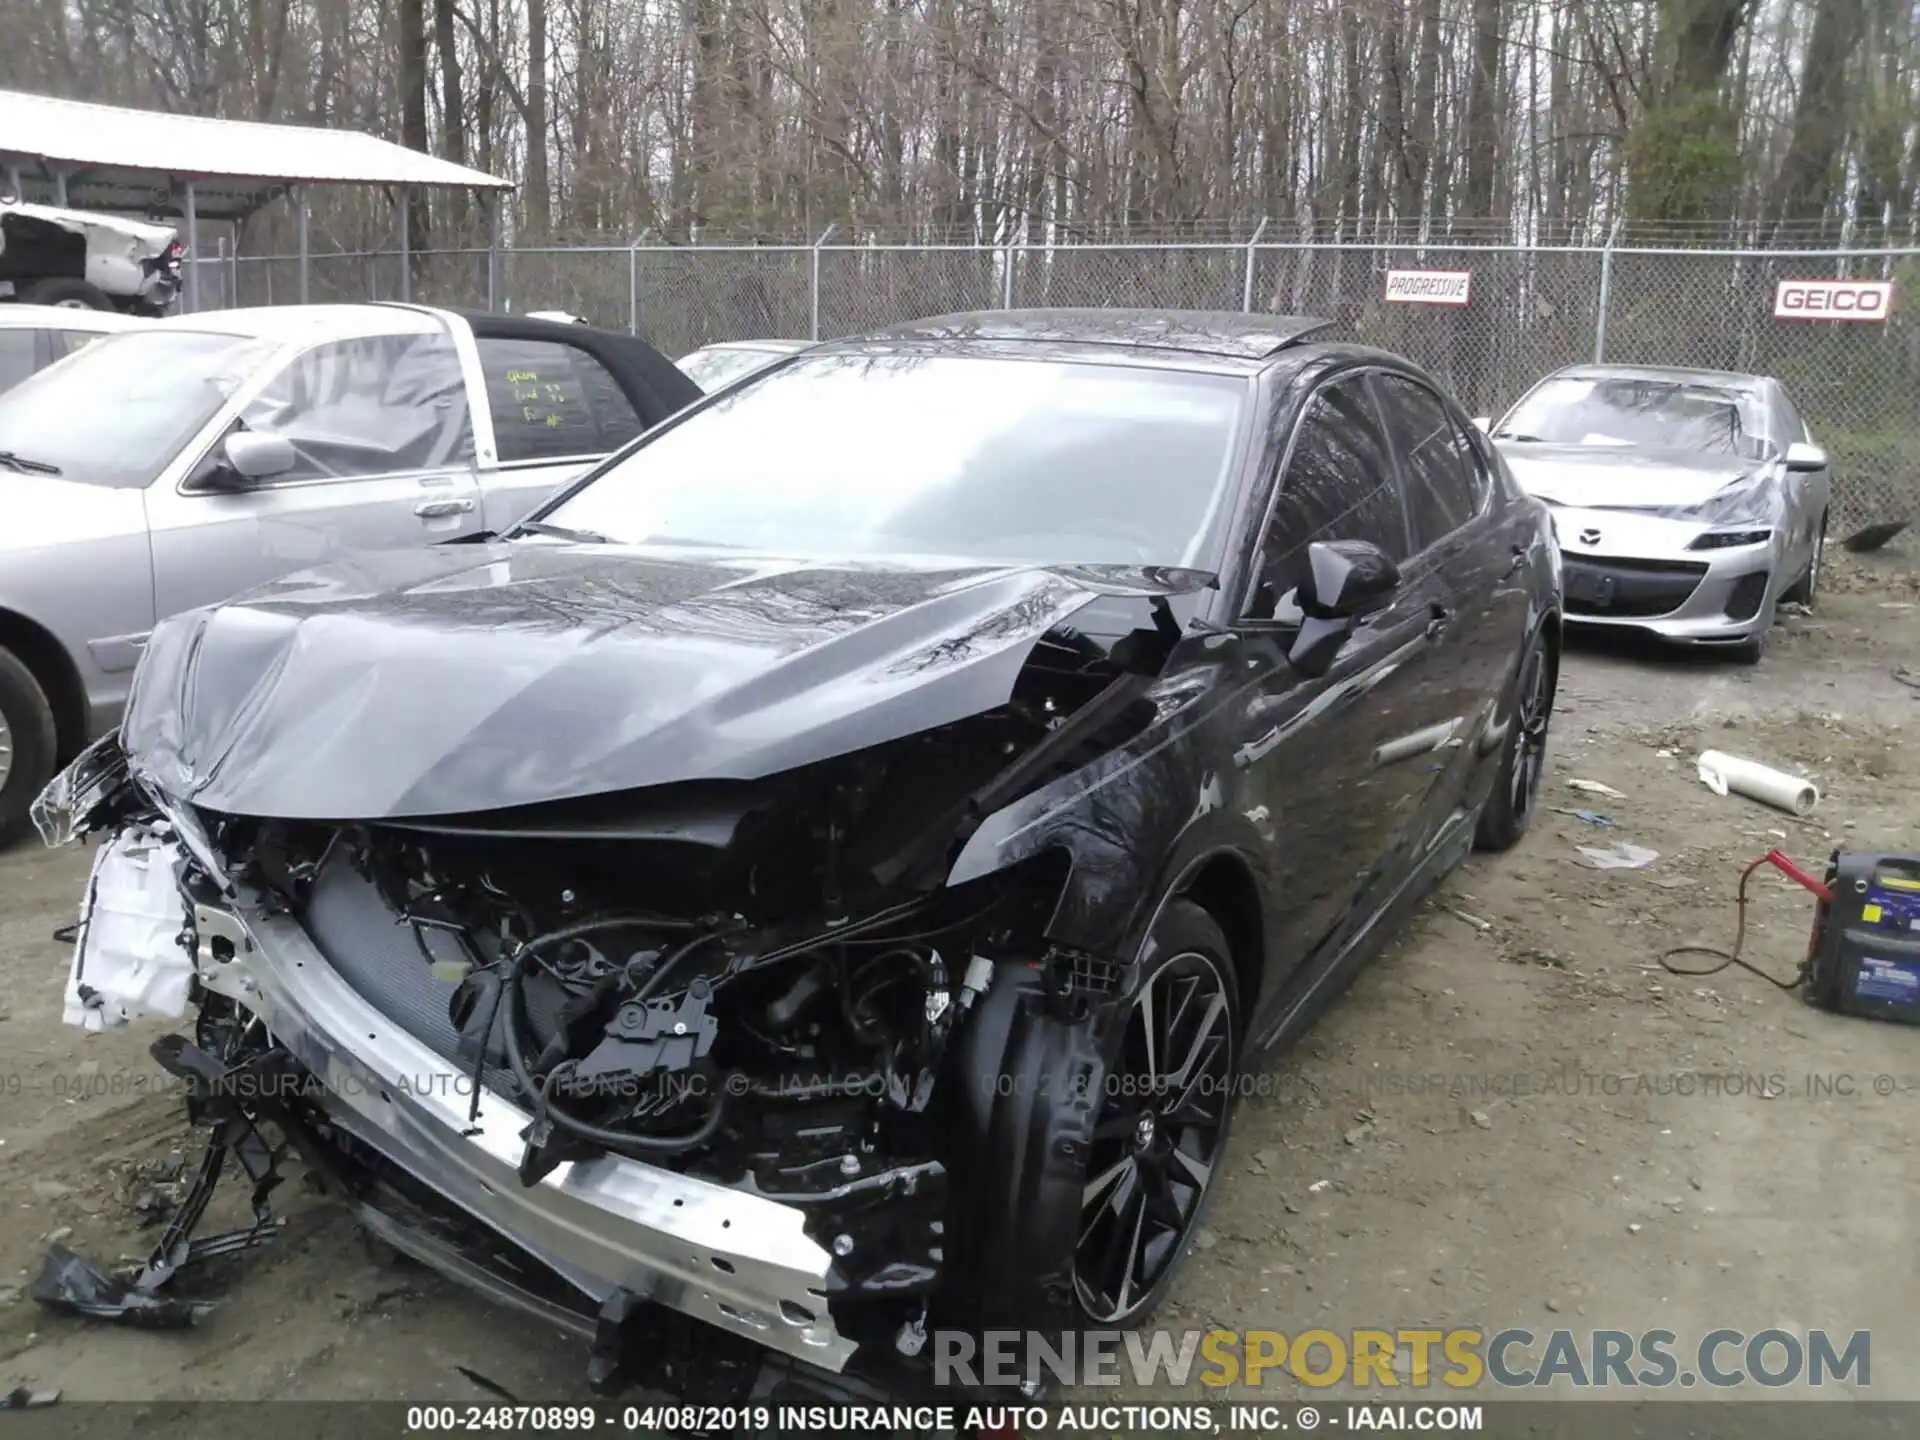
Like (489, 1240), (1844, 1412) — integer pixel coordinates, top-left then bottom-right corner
(0, 201), (183, 313)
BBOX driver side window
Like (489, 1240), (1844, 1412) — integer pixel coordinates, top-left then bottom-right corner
(235, 333), (475, 483)
(1246, 378), (1411, 621)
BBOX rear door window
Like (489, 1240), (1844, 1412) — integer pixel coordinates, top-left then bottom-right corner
(1372, 374), (1486, 551)
(476, 337), (645, 463)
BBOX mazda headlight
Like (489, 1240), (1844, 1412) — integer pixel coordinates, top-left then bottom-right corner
(1687, 527), (1773, 551)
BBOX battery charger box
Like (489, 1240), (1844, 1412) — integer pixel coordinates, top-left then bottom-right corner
(1806, 851), (1920, 1025)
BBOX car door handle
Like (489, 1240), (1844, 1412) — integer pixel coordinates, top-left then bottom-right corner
(1425, 604), (1451, 641)
(414, 498), (476, 519)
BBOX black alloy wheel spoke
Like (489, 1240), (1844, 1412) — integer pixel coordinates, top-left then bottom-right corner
(1076, 949), (1235, 1323)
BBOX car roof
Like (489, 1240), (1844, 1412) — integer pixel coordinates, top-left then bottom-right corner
(0, 304), (147, 331)
(1551, 362), (1770, 392)
(853, 308), (1335, 362)
(149, 302), (447, 342)
(690, 339), (810, 355)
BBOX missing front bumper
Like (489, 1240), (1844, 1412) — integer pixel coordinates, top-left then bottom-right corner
(191, 889), (859, 1371)
(49, 825), (862, 1375)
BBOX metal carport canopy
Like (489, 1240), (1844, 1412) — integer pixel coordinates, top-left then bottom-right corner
(0, 87), (509, 219)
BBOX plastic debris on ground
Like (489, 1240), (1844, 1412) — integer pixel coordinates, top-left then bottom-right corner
(0, 1386), (63, 1410)
(1696, 750), (1820, 816)
(1576, 842), (1660, 871)
(31, 1245), (218, 1329)
(1567, 778), (1628, 800)
(1550, 807), (1618, 827)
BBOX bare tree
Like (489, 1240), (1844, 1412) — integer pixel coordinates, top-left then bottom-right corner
(4, 0), (1918, 251)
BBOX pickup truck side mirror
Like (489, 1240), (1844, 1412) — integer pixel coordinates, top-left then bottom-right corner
(1784, 441), (1828, 473)
(219, 430), (297, 483)
(1287, 539), (1402, 679)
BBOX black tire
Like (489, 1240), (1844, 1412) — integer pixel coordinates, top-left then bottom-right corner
(1072, 898), (1239, 1327)
(0, 645), (59, 849)
(17, 277), (117, 311)
(1474, 626), (1556, 852)
(1729, 611), (1770, 666)
(1781, 512), (1827, 608)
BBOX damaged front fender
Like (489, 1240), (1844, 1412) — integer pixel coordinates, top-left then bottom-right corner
(944, 656), (1271, 968)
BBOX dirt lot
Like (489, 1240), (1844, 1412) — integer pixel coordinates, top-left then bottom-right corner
(2, 546), (1917, 1406)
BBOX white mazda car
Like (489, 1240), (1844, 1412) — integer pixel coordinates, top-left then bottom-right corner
(1482, 363), (1830, 663)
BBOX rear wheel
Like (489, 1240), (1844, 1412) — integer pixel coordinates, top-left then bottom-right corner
(17, 277), (116, 310)
(0, 645), (59, 848)
(1474, 627), (1555, 852)
(1073, 899), (1239, 1325)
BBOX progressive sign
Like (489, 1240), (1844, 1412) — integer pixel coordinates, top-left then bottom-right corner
(1773, 278), (1894, 321)
(1384, 269), (1473, 306)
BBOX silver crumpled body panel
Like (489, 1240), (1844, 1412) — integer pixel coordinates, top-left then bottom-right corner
(181, 867), (856, 1370)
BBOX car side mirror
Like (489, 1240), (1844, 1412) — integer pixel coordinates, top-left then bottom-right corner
(1286, 539), (1402, 680)
(1784, 441), (1827, 473)
(220, 430), (297, 483)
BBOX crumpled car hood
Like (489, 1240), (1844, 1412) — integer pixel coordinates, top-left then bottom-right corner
(1499, 445), (1758, 511)
(121, 542), (1211, 820)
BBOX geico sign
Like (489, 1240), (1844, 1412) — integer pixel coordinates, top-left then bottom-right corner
(1774, 278), (1893, 321)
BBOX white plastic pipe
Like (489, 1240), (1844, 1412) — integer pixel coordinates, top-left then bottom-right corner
(1697, 750), (1820, 816)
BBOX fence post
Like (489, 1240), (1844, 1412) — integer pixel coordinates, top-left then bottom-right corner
(183, 182), (200, 313)
(296, 186), (310, 305)
(488, 194), (506, 312)
(1002, 242), (1017, 308)
(1243, 218), (1269, 312)
(216, 235), (228, 309)
(810, 225), (835, 340)
(397, 187), (412, 303)
(628, 229), (653, 336)
(1593, 219), (1622, 363)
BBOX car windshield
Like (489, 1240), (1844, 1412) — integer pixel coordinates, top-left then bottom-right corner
(676, 346), (793, 390)
(541, 352), (1248, 567)
(1496, 376), (1767, 458)
(0, 329), (276, 488)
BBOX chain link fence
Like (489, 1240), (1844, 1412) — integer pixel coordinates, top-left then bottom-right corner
(231, 239), (1920, 536)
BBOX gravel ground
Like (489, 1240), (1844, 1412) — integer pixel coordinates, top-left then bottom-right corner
(1, 544), (1917, 1406)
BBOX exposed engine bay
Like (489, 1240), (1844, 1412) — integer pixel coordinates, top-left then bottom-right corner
(31, 586), (1192, 1398)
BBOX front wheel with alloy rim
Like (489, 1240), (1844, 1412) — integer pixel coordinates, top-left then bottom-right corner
(1474, 627), (1556, 852)
(1781, 512), (1827, 608)
(0, 645), (59, 849)
(1074, 899), (1239, 1325)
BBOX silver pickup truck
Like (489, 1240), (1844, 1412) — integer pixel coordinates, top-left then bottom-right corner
(0, 302), (700, 839)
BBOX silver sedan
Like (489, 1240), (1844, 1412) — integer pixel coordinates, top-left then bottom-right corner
(0, 304), (699, 842)
(1481, 363), (1830, 664)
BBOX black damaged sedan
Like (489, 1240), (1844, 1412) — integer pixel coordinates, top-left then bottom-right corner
(37, 309), (1560, 1396)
